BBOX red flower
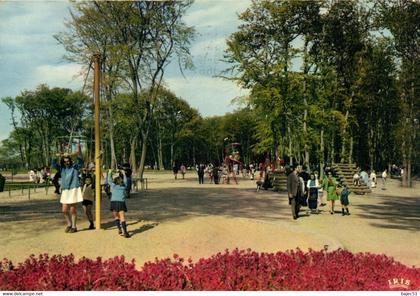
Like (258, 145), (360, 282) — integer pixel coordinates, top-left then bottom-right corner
(0, 249), (418, 291)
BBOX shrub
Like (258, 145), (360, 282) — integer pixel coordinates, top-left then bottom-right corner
(0, 249), (418, 290)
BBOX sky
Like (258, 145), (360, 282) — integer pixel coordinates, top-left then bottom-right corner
(0, 0), (251, 141)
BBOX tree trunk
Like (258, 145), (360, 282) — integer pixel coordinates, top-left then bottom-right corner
(407, 159), (412, 188)
(296, 138), (301, 164)
(129, 135), (137, 176)
(302, 39), (310, 169)
(340, 110), (349, 163)
(44, 128), (50, 166)
(122, 147), (127, 163)
(158, 136), (164, 170)
(320, 127), (325, 179)
(108, 106), (117, 169)
(192, 142), (196, 165)
(272, 128), (278, 169)
(288, 126), (293, 166)
(148, 138), (157, 171)
(170, 143), (175, 167)
(401, 139), (408, 187)
(138, 132), (148, 179)
(349, 136), (353, 165)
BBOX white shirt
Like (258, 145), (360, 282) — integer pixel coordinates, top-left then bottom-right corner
(307, 179), (319, 189)
(29, 170), (35, 181)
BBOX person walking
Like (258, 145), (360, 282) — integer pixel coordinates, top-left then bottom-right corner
(52, 171), (61, 194)
(370, 170), (377, 188)
(382, 169), (387, 190)
(81, 174), (95, 229)
(122, 163), (132, 198)
(197, 163), (205, 184)
(299, 165), (310, 198)
(180, 164), (187, 179)
(353, 172), (360, 186)
(207, 163), (214, 183)
(213, 165), (220, 184)
(173, 165), (179, 180)
(52, 152), (83, 233)
(320, 175), (328, 207)
(326, 172), (339, 214)
(339, 184), (351, 216)
(307, 173), (319, 213)
(287, 164), (300, 220)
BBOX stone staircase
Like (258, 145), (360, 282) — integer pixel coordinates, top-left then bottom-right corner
(272, 171), (287, 192)
(331, 163), (371, 195)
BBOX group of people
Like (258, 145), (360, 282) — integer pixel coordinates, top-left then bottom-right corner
(172, 164), (187, 180)
(287, 165), (351, 220)
(28, 167), (50, 183)
(173, 161), (247, 185)
(175, 159), (282, 185)
(353, 168), (390, 189)
(52, 152), (132, 238)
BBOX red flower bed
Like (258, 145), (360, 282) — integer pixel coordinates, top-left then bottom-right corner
(1, 249), (418, 290)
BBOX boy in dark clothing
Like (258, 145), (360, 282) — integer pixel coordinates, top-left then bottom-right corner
(340, 184), (351, 216)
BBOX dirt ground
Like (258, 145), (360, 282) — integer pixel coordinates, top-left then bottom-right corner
(0, 171), (419, 267)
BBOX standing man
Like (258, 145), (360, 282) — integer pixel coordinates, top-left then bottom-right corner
(287, 164), (300, 220)
(299, 165), (310, 205)
(197, 163), (205, 184)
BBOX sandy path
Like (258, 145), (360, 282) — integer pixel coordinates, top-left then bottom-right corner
(0, 172), (418, 267)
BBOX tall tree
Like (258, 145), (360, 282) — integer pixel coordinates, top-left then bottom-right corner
(56, 1), (194, 177)
(2, 85), (90, 167)
(321, 0), (366, 163)
(377, 0), (419, 187)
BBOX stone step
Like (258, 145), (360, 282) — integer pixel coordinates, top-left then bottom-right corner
(333, 163), (357, 166)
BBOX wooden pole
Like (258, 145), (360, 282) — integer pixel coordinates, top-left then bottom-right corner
(93, 54), (102, 230)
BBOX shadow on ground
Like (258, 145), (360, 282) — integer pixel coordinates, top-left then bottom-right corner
(128, 187), (289, 222)
(354, 196), (420, 231)
(0, 187), (289, 230)
(1, 185), (419, 235)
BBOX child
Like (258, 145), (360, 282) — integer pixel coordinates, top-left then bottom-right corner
(108, 169), (130, 238)
(340, 184), (351, 216)
(82, 175), (95, 229)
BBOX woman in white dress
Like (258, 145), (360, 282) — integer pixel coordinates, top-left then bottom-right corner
(52, 152), (83, 233)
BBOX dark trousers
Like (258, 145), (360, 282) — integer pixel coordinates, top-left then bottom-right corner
(198, 174), (204, 184)
(290, 197), (300, 218)
(52, 177), (60, 194)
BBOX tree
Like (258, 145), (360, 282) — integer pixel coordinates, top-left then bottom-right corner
(56, 1), (195, 177)
(320, 0), (366, 163)
(154, 88), (200, 168)
(1, 85), (90, 167)
(224, 0), (325, 166)
(352, 38), (400, 171)
(376, 0), (419, 186)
